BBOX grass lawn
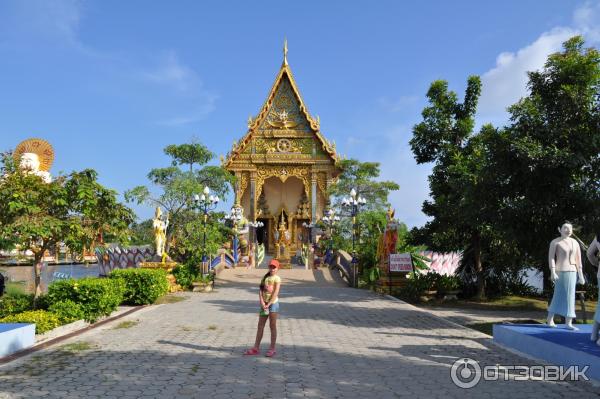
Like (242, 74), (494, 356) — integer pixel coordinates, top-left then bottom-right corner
(154, 294), (187, 304)
(5, 281), (28, 296)
(422, 295), (597, 314)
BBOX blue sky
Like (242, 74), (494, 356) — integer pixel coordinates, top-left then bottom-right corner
(1, 0), (599, 227)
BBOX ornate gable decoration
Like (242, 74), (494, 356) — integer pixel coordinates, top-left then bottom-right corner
(225, 44), (339, 168)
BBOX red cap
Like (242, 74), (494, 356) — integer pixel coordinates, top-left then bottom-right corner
(268, 259), (280, 269)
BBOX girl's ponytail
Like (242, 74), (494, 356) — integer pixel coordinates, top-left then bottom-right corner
(259, 271), (270, 291)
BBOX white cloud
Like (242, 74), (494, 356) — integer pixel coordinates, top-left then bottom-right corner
(143, 51), (218, 125)
(478, 1), (600, 126)
(0, 0), (112, 59)
(143, 52), (199, 93)
(156, 100), (218, 126)
(478, 27), (576, 125)
(574, 1), (600, 42)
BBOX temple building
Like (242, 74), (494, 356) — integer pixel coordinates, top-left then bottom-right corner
(224, 42), (341, 258)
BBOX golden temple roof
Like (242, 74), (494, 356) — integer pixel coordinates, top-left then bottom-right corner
(224, 41), (339, 168)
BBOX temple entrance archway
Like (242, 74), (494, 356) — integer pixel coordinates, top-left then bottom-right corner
(259, 176), (309, 256)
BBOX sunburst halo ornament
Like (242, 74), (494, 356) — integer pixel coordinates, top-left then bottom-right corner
(14, 138), (54, 172)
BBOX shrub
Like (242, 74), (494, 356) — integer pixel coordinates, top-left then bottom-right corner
(47, 278), (125, 322)
(437, 275), (462, 293)
(0, 310), (61, 334)
(109, 268), (169, 305)
(173, 263), (199, 290)
(48, 300), (85, 324)
(0, 293), (33, 318)
(461, 271), (539, 299)
(582, 281), (598, 301)
(395, 272), (443, 302)
(35, 294), (51, 310)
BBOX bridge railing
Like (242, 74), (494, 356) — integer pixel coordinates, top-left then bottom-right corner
(324, 249), (354, 286)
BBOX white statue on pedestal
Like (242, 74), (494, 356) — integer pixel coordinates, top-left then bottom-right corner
(13, 138), (54, 183)
(547, 222), (585, 330)
(587, 234), (600, 344)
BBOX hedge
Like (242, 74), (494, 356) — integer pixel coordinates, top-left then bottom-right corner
(48, 300), (86, 324)
(172, 264), (196, 290)
(47, 278), (125, 322)
(0, 293), (34, 318)
(109, 268), (169, 305)
(0, 310), (61, 334)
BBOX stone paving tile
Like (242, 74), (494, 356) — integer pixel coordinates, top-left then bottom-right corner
(0, 267), (599, 398)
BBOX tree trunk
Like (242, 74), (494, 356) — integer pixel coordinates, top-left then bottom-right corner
(33, 252), (44, 308)
(542, 261), (550, 294)
(472, 232), (485, 300)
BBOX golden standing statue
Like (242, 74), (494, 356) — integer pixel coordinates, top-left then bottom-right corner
(153, 207), (169, 258)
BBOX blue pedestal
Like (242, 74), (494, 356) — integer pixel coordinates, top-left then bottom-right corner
(494, 324), (600, 381)
(0, 323), (35, 357)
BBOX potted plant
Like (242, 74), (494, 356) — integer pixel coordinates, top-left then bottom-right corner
(437, 275), (461, 300)
(192, 273), (214, 293)
(423, 272), (440, 296)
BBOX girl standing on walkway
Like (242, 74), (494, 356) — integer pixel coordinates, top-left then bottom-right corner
(244, 259), (281, 357)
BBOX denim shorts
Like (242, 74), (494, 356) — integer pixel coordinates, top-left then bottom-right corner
(259, 302), (280, 316)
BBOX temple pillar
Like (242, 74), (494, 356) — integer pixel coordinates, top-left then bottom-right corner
(249, 172), (256, 243)
(311, 172), (317, 223)
(326, 174), (334, 208)
(234, 171), (242, 205)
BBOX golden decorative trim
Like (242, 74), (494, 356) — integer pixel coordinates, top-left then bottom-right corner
(223, 54), (340, 170)
(317, 172), (327, 198)
(255, 166), (311, 219)
(238, 172), (249, 204)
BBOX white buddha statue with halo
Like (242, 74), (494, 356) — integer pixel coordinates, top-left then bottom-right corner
(13, 138), (54, 183)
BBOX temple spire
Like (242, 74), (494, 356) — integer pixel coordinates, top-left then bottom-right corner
(283, 38), (288, 66)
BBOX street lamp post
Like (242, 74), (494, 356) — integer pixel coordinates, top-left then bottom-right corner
(192, 186), (219, 273)
(224, 206), (244, 264)
(301, 221), (316, 245)
(321, 208), (340, 256)
(341, 188), (367, 288)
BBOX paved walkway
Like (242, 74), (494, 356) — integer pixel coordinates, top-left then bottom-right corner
(1, 267), (599, 398)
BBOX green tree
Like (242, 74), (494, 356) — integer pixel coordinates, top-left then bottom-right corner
(0, 153), (134, 300)
(164, 142), (213, 172)
(492, 36), (600, 286)
(409, 76), (506, 299)
(326, 159), (400, 287)
(171, 211), (231, 266)
(128, 219), (154, 246)
(328, 159), (399, 210)
(125, 141), (234, 252)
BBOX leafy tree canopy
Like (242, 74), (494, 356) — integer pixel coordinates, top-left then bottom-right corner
(0, 152), (134, 298)
(124, 141), (234, 255)
(328, 159), (399, 210)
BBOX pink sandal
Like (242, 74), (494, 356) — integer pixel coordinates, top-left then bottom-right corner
(265, 349), (276, 357)
(244, 348), (260, 356)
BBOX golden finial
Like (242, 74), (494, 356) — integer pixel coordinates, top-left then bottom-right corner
(283, 38), (288, 66)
